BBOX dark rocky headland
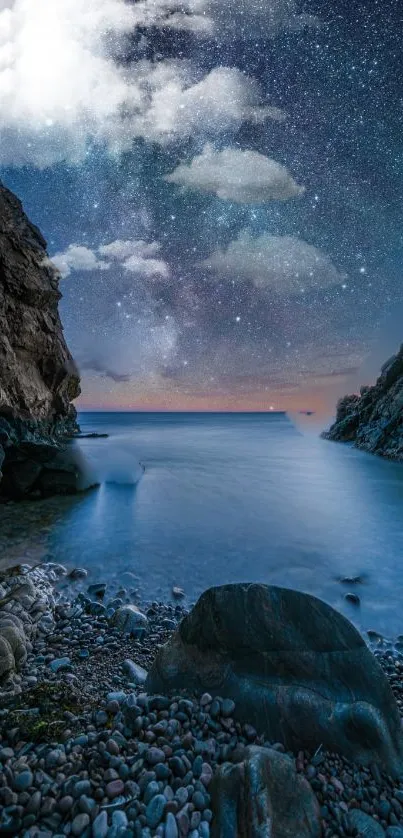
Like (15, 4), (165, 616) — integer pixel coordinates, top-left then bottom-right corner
(322, 347), (403, 460)
(0, 181), (91, 500)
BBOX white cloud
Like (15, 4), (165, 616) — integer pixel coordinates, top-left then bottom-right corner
(132, 0), (318, 38)
(50, 238), (170, 279)
(165, 144), (304, 203)
(0, 0), (283, 167)
(50, 245), (110, 279)
(124, 255), (170, 279)
(201, 230), (345, 295)
(129, 64), (282, 143)
(98, 239), (161, 261)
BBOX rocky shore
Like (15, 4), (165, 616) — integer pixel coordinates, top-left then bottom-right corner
(322, 345), (403, 461)
(0, 181), (92, 501)
(1, 570), (403, 837)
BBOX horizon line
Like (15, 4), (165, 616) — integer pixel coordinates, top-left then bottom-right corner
(77, 408), (289, 414)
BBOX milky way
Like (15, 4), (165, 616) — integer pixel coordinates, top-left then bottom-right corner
(1, 0), (402, 411)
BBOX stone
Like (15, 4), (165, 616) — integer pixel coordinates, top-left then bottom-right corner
(146, 583), (403, 775)
(13, 768), (33, 791)
(110, 605), (148, 637)
(210, 745), (320, 838)
(71, 813), (90, 836)
(106, 780), (124, 799)
(122, 659), (148, 684)
(165, 812), (179, 838)
(49, 656), (71, 673)
(68, 568), (88, 581)
(345, 593), (360, 605)
(92, 811), (108, 838)
(348, 809), (386, 836)
(146, 793), (166, 829)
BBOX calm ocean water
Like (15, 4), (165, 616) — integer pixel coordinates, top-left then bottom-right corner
(35, 409), (403, 639)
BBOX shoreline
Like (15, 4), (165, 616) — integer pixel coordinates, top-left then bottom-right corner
(1, 567), (403, 836)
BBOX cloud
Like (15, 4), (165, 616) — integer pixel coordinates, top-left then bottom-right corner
(79, 358), (131, 382)
(165, 145), (304, 203)
(50, 245), (110, 279)
(50, 238), (170, 279)
(0, 0), (283, 167)
(132, 64), (282, 143)
(201, 230), (345, 295)
(133, 0), (318, 38)
(98, 240), (161, 261)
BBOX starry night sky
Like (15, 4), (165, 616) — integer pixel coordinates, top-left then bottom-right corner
(1, 0), (402, 411)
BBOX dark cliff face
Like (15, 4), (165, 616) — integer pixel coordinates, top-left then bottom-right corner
(322, 345), (403, 461)
(0, 181), (80, 424)
(0, 182), (89, 499)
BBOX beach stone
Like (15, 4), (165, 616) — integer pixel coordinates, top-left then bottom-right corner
(49, 656), (71, 673)
(146, 793), (166, 828)
(210, 745), (321, 838)
(92, 810), (108, 838)
(107, 691), (127, 704)
(349, 809), (386, 836)
(122, 659), (148, 684)
(13, 768), (33, 791)
(146, 583), (403, 775)
(110, 605), (148, 637)
(106, 779), (124, 799)
(71, 812), (90, 835)
(165, 811), (179, 838)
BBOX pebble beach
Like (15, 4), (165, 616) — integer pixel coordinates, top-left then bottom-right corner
(1, 565), (403, 837)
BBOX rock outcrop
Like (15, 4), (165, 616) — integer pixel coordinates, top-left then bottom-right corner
(0, 181), (89, 498)
(146, 583), (403, 776)
(210, 746), (321, 838)
(0, 564), (59, 690)
(322, 345), (403, 460)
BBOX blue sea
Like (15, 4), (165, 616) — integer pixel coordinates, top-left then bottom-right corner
(23, 411), (403, 638)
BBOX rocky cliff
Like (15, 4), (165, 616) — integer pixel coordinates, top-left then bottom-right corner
(0, 181), (86, 498)
(322, 344), (403, 460)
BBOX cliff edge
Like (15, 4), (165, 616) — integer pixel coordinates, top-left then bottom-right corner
(0, 181), (88, 498)
(322, 344), (403, 460)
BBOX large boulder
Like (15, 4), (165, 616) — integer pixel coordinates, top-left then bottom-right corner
(146, 583), (403, 776)
(0, 565), (56, 688)
(210, 746), (321, 838)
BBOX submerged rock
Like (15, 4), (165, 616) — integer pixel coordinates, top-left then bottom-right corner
(322, 343), (403, 460)
(146, 582), (403, 776)
(210, 745), (321, 838)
